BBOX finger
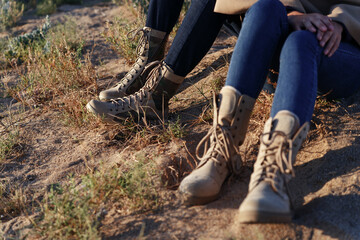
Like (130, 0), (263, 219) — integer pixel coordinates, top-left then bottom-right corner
(328, 36), (341, 57)
(324, 34), (336, 55)
(317, 29), (324, 41)
(320, 31), (332, 47)
(312, 18), (328, 32)
(320, 17), (334, 31)
(303, 20), (317, 33)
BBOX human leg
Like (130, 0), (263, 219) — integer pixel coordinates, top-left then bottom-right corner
(164, 0), (226, 76)
(88, 0), (227, 121)
(239, 30), (360, 223)
(146, 0), (184, 33)
(179, 0), (288, 205)
(238, 30), (320, 223)
(98, 0), (184, 100)
(270, 31), (360, 125)
(224, 0), (288, 98)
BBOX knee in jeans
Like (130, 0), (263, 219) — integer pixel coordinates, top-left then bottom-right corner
(282, 30), (322, 57)
(250, 0), (285, 16)
(287, 30), (319, 49)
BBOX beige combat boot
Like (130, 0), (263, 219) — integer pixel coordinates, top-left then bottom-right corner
(179, 86), (256, 205)
(238, 110), (309, 223)
(86, 62), (184, 122)
(99, 27), (168, 100)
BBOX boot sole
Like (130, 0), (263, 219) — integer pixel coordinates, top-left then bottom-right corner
(181, 192), (219, 206)
(86, 102), (167, 123)
(238, 210), (292, 223)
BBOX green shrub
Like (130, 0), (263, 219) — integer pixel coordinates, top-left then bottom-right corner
(0, 0), (24, 30)
(5, 15), (51, 63)
(36, 0), (83, 16)
(36, 0), (57, 15)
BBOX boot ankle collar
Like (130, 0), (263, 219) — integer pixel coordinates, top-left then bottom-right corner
(148, 28), (167, 39)
(162, 62), (185, 84)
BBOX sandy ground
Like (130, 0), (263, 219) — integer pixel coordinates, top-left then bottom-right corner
(1, 1), (359, 239)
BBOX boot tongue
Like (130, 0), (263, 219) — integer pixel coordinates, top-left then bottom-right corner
(272, 111), (300, 138)
(218, 86), (241, 127)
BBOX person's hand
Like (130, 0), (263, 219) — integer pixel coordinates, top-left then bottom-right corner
(288, 11), (343, 57)
(318, 21), (343, 57)
(288, 11), (334, 33)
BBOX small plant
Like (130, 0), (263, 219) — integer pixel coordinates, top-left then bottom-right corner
(0, 0), (24, 31)
(36, 0), (57, 15)
(159, 117), (187, 142)
(0, 181), (28, 220)
(103, 17), (145, 64)
(5, 15), (51, 64)
(0, 104), (23, 162)
(128, 0), (149, 14)
(36, 0), (83, 16)
(211, 76), (225, 93)
(35, 156), (162, 238)
(0, 127), (19, 162)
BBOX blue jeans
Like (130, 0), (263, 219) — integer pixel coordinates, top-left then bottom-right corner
(146, 0), (184, 33)
(146, 0), (227, 77)
(225, 0), (360, 125)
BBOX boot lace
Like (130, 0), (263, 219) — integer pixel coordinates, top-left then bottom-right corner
(258, 131), (294, 192)
(114, 28), (151, 90)
(195, 96), (242, 174)
(110, 64), (162, 110)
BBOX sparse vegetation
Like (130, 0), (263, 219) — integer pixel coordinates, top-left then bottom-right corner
(4, 17), (99, 128)
(0, 0), (24, 31)
(2, 0), (356, 239)
(35, 154), (162, 239)
(103, 17), (145, 64)
(3, 15), (51, 64)
(36, 0), (83, 16)
(0, 181), (28, 220)
(0, 126), (19, 161)
(0, 105), (23, 162)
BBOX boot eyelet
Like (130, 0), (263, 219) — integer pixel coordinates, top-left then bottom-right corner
(110, 109), (113, 112)
(237, 118), (240, 121)
(239, 109), (242, 113)
(122, 108), (125, 110)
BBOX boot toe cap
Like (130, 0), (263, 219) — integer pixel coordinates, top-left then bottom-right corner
(238, 182), (291, 223)
(86, 99), (115, 121)
(99, 88), (125, 101)
(179, 176), (221, 200)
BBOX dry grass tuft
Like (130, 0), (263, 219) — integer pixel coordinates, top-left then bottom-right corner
(34, 154), (162, 239)
(103, 17), (145, 65)
(7, 31), (99, 128)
